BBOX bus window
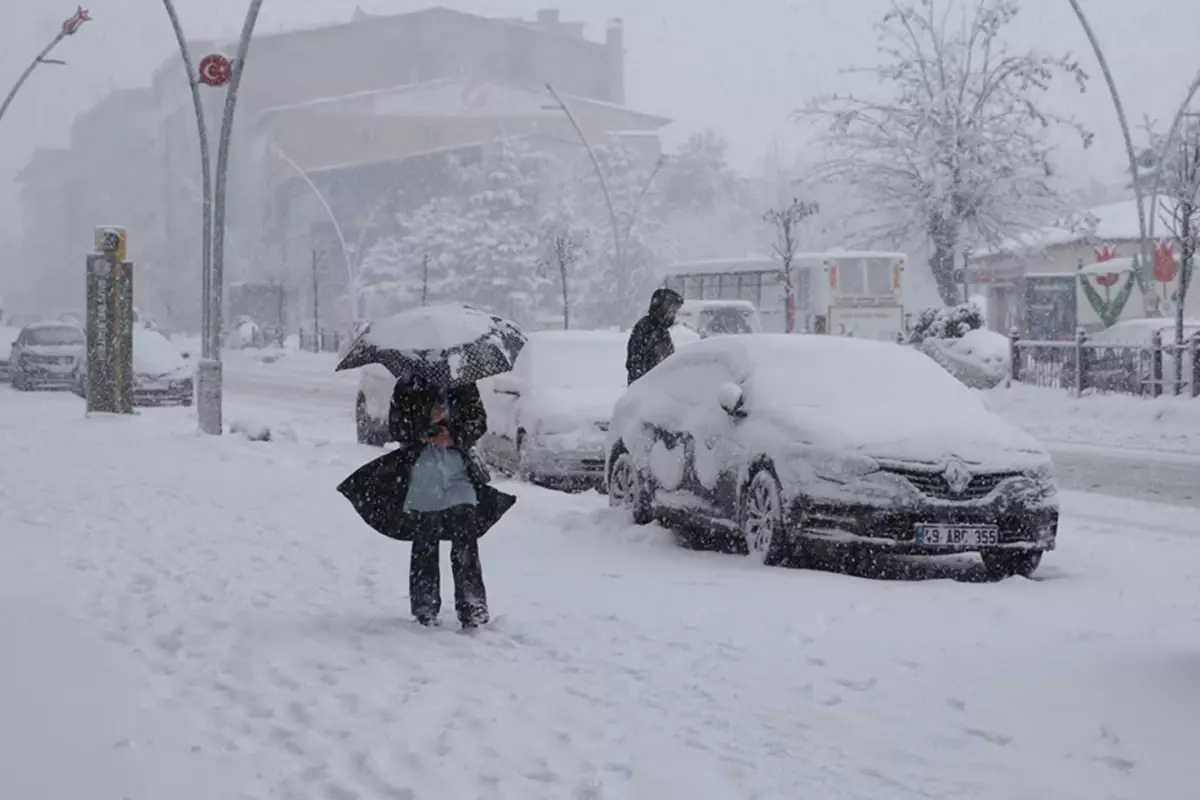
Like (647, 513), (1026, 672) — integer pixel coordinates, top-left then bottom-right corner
(840, 260), (866, 294)
(866, 260), (893, 295)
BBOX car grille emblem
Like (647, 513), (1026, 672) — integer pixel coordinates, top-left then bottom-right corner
(943, 459), (972, 495)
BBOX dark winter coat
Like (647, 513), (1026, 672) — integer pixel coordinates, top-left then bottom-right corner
(626, 288), (683, 385)
(337, 380), (516, 542)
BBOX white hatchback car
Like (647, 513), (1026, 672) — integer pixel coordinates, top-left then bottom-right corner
(479, 330), (628, 489)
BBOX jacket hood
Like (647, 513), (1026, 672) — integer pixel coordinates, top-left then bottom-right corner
(648, 288), (683, 322)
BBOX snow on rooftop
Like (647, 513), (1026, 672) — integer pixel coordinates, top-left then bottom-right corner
(981, 199), (1146, 257)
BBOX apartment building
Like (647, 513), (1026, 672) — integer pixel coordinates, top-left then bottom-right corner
(16, 6), (668, 331)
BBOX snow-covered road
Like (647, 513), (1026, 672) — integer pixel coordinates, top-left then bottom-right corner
(219, 348), (1200, 508)
(2, 388), (1197, 799)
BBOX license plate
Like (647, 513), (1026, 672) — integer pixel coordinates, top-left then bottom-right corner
(914, 523), (999, 547)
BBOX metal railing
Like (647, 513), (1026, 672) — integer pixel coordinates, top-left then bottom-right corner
(1010, 327), (1200, 398)
(298, 328), (347, 354)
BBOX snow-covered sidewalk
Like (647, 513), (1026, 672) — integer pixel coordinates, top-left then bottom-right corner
(5, 389), (1196, 798)
(983, 383), (1200, 454)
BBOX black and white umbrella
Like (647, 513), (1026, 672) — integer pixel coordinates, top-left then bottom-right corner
(335, 304), (527, 388)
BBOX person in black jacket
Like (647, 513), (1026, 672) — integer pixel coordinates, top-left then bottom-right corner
(389, 379), (492, 628)
(337, 377), (516, 630)
(626, 287), (683, 385)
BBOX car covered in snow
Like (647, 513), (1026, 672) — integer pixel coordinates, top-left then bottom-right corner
(8, 321), (85, 390)
(70, 326), (194, 406)
(605, 334), (1058, 579)
(0, 324), (20, 382)
(478, 330), (627, 489)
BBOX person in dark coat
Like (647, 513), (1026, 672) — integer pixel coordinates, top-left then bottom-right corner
(336, 377), (516, 630)
(626, 287), (683, 385)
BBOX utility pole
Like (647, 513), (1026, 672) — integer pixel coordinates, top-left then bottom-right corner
(0, 7), (90, 128)
(311, 247), (323, 352)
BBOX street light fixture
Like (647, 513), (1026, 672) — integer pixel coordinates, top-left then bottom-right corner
(0, 7), (90, 128)
(544, 83), (665, 329)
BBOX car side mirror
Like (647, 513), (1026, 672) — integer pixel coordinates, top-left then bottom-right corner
(718, 382), (746, 418)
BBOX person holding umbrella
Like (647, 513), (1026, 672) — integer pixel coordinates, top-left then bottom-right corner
(336, 305), (522, 630)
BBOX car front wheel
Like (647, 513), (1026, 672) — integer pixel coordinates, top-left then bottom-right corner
(980, 549), (1042, 580)
(355, 395), (388, 446)
(739, 468), (790, 566)
(11, 371), (29, 391)
(608, 448), (653, 525)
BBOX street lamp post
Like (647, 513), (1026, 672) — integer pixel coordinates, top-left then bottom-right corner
(544, 83), (628, 325)
(1067, 0), (1200, 312)
(0, 7), (90, 128)
(270, 141), (367, 320)
(161, 0), (265, 434)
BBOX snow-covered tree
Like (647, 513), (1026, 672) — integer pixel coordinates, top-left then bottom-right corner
(798, 0), (1093, 304)
(567, 140), (673, 327)
(455, 138), (553, 316)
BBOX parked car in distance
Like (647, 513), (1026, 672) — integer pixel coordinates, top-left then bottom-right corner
(70, 326), (194, 406)
(478, 330), (627, 490)
(0, 324), (21, 382)
(675, 300), (763, 338)
(606, 334), (1058, 579)
(9, 322), (85, 390)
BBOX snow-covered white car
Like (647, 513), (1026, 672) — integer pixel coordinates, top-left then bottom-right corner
(478, 330), (626, 489)
(355, 362), (397, 445)
(70, 326), (194, 406)
(0, 325), (20, 382)
(8, 321), (85, 390)
(605, 334), (1058, 579)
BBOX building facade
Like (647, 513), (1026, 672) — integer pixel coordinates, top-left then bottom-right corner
(15, 7), (666, 333)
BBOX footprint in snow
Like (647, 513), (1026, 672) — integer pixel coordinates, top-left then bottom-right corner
(965, 727), (1013, 746)
(1092, 754), (1136, 774)
(833, 677), (877, 692)
(946, 698), (966, 712)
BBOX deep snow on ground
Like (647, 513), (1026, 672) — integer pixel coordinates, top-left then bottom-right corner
(2, 388), (1198, 799)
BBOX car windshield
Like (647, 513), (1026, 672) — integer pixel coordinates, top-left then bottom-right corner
(28, 326), (83, 346)
(529, 338), (626, 390)
(701, 308), (756, 334)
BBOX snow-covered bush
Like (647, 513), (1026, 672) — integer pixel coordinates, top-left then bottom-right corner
(910, 303), (1007, 389)
(908, 303), (983, 344)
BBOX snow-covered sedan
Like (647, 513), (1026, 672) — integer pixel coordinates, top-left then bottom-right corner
(8, 321), (85, 390)
(480, 330), (627, 489)
(606, 334), (1058, 579)
(70, 326), (194, 406)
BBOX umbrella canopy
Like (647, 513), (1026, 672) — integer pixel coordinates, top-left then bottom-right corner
(335, 304), (527, 388)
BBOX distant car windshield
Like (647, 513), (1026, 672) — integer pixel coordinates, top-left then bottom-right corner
(28, 326), (83, 346)
(530, 338), (626, 390)
(701, 307), (756, 335)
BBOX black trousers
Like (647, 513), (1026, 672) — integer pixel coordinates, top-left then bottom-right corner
(409, 505), (488, 623)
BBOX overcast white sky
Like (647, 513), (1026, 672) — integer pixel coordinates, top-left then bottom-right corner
(2, 0), (1199, 241)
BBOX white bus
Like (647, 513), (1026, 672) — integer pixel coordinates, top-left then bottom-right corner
(662, 251), (908, 340)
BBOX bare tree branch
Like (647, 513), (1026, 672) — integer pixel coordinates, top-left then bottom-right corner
(797, 0), (1091, 303)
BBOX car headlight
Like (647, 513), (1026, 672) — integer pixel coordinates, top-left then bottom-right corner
(813, 454), (880, 484)
(1024, 461), (1055, 482)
